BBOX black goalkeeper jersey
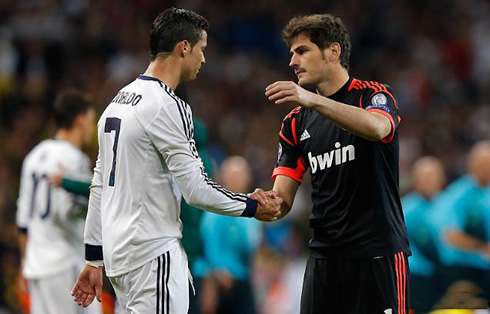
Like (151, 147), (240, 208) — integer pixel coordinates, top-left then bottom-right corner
(273, 77), (411, 258)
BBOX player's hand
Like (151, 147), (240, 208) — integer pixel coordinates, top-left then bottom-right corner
(47, 173), (63, 187)
(214, 271), (235, 290)
(265, 81), (317, 107)
(248, 188), (282, 221)
(48, 163), (66, 187)
(247, 188), (271, 206)
(71, 264), (103, 307)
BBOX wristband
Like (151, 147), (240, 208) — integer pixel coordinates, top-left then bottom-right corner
(241, 198), (258, 217)
(85, 260), (103, 268)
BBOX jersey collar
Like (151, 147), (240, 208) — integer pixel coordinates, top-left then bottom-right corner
(137, 74), (172, 91)
(327, 77), (353, 102)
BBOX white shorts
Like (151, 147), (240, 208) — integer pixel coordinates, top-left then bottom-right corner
(29, 267), (102, 314)
(109, 244), (190, 314)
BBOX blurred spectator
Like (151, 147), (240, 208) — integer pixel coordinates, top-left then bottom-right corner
(258, 222), (307, 314)
(198, 156), (261, 314)
(402, 156), (447, 310)
(16, 88), (100, 314)
(429, 141), (490, 308)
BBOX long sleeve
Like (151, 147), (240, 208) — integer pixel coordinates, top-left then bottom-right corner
(16, 158), (32, 234)
(84, 153), (103, 261)
(60, 176), (91, 197)
(140, 95), (257, 218)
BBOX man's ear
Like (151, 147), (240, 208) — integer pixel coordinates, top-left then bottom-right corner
(176, 40), (191, 57)
(329, 42), (342, 63)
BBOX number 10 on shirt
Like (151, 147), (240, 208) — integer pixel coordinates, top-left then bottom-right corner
(104, 117), (121, 186)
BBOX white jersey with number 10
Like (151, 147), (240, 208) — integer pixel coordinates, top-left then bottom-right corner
(17, 139), (91, 279)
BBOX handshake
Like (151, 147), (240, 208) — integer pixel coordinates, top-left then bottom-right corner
(248, 188), (283, 222)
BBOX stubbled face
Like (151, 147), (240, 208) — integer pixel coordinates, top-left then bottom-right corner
(289, 33), (330, 88)
(182, 30), (207, 82)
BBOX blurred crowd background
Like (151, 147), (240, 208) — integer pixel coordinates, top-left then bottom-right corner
(0, 0), (489, 313)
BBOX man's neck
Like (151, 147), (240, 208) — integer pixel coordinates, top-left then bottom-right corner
(316, 67), (350, 97)
(55, 129), (82, 149)
(144, 57), (182, 91)
(417, 190), (435, 201)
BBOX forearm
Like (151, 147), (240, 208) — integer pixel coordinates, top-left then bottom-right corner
(84, 154), (103, 250)
(168, 152), (257, 217)
(446, 230), (489, 254)
(84, 184), (103, 256)
(85, 189), (103, 265)
(61, 177), (91, 197)
(272, 175), (298, 220)
(272, 186), (294, 219)
(85, 197), (103, 265)
(309, 94), (390, 141)
(180, 172), (257, 217)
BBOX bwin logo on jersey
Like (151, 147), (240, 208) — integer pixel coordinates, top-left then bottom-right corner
(308, 142), (355, 174)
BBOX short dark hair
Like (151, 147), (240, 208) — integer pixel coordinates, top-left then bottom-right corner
(150, 7), (209, 60)
(282, 14), (351, 70)
(53, 88), (93, 129)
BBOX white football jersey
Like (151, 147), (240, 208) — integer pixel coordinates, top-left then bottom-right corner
(16, 139), (91, 279)
(86, 75), (256, 277)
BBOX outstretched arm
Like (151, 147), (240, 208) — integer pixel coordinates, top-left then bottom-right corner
(265, 81), (392, 141)
(49, 174), (91, 197)
(446, 230), (490, 257)
(142, 99), (281, 221)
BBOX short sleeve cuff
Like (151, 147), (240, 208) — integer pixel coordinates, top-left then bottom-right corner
(272, 167), (304, 183)
(241, 198), (258, 218)
(367, 108), (396, 143)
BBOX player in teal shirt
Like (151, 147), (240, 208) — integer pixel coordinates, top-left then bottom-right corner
(402, 156), (446, 310)
(197, 156), (261, 314)
(428, 142), (490, 303)
(200, 211), (261, 281)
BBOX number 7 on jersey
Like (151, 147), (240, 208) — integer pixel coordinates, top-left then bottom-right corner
(104, 117), (121, 186)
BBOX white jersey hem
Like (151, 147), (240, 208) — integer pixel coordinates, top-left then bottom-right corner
(105, 238), (180, 277)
